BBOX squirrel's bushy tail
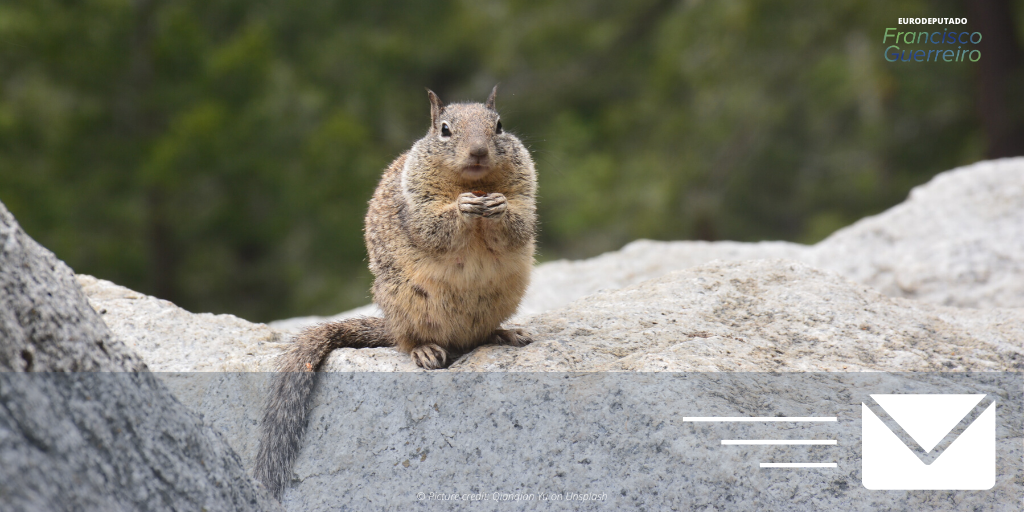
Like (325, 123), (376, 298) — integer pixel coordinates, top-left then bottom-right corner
(254, 317), (392, 499)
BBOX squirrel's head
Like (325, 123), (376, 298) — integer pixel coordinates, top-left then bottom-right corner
(425, 86), (507, 182)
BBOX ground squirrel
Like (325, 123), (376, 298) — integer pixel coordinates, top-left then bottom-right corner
(254, 86), (537, 498)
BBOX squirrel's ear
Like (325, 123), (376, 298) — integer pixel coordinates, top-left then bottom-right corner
(485, 84), (499, 110)
(426, 89), (444, 129)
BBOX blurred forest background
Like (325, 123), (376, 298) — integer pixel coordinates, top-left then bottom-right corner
(1, 0), (1022, 322)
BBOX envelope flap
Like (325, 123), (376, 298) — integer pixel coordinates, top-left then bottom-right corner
(871, 394), (985, 452)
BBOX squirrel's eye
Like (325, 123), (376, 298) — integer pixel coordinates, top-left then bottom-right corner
(441, 122), (452, 137)
(495, 120), (503, 134)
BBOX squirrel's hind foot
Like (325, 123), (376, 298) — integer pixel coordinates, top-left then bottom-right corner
(489, 328), (533, 347)
(411, 343), (449, 369)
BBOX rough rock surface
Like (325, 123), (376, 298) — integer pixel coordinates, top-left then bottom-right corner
(0, 202), (283, 512)
(76, 275), (285, 372)
(142, 260), (1024, 511)
(273, 371), (1020, 511)
(520, 240), (806, 317)
(808, 157), (1024, 309)
(0, 204), (144, 372)
(458, 260), (1024, 373)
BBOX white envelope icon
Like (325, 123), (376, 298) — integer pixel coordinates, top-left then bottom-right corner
(862, 394), (995, 490)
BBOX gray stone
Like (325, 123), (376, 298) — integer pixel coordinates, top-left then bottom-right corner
(808, 157), (1024, 309)
(520, 240), (806, 317)
(296, 260), (1021, 511)
(0, 204), (143, 372)
(0, 201), (283, 512)
(459, 259), (1024, 373)
(146, 260), (1024, 511)
(76, 275), (286, 372)
(269, 371), (1019, 511)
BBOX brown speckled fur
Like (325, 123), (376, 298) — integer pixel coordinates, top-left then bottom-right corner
(254, 87), (536, 499)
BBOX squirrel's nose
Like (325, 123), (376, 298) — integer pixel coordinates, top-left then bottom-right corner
(470, 145), (489, 158)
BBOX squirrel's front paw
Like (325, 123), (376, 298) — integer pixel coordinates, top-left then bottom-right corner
(458, 192), (487, 217)
(459, 192), (506, 218)
(480, 193), (507, 218)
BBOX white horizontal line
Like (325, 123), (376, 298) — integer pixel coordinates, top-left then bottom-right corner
(722, 440), (837, 445)
(760, 463), (837, 468)
(683, 417), (837, 422)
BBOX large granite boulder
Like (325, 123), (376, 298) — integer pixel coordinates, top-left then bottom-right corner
(83, 259), (1024, 510)
(0, 202), (283, 512)
(67, 158), (1024, 510)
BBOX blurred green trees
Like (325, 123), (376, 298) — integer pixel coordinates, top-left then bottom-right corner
(0, 0), (1019, 321)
